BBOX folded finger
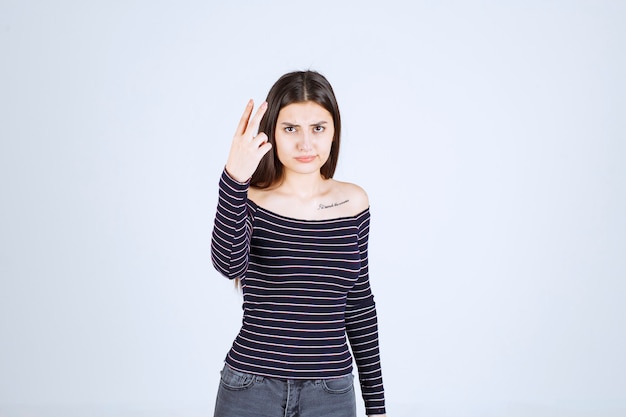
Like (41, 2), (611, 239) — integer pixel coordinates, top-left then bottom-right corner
(253, 132), (268, 147)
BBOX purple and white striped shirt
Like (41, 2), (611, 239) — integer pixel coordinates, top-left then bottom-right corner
(211, 169), (386, 415)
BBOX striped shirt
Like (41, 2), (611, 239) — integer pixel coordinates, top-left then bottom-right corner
(211, 169), (386, 415)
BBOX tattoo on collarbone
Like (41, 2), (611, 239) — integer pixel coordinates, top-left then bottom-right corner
(318, 199), (349, 210)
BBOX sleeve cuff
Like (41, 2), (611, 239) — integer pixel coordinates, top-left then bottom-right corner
(365, 406), (386, 415)
(222, 168), (251, 188)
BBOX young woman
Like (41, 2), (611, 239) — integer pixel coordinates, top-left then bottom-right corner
(210, 70), (386, 417)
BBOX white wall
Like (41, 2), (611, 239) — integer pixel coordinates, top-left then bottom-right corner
(1, 1), (625, 416)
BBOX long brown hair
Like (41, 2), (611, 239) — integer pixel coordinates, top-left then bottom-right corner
(250, 70), (342, 188)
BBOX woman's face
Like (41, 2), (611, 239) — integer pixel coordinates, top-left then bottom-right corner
(274, 101), (335, 177)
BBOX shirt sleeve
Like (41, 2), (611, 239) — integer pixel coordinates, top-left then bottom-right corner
(345, 209), (386, 415)
(210, 168), (253, 279)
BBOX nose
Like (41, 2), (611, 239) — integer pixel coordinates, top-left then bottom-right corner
(298, 132), (312, 151)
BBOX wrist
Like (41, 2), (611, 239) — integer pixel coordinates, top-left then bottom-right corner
(224, 166), (251, 185)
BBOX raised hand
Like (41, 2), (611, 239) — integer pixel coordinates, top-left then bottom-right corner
(225, 100), (272, 183)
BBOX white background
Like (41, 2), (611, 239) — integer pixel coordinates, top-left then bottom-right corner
(1, 1), (625, 416)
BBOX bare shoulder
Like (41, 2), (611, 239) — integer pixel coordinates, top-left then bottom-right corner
(247, 186), (262, 202)
(248, 186), (272, 206)
(331, 180), (370, 214)
(249, 179), (368, 220)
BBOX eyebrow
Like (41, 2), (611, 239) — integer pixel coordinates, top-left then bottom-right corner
(279, 121), (329, 127)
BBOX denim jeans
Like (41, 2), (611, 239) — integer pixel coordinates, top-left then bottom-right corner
(213, 364), (357, 417)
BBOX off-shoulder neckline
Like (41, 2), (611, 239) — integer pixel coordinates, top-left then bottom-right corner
(247, 199), (369, 223)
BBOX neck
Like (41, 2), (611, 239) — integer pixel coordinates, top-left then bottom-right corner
(279, 171), (327, 200)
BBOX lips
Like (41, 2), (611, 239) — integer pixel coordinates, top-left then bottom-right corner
(295, 156), (316, 163)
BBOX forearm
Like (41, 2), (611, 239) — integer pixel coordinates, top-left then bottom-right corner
(346, 301), (386, 415)
(210, 168), (252, 278)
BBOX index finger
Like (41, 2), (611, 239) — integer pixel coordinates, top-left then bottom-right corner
(246, 101), (268, 137)
(234, 99), (254, 137)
